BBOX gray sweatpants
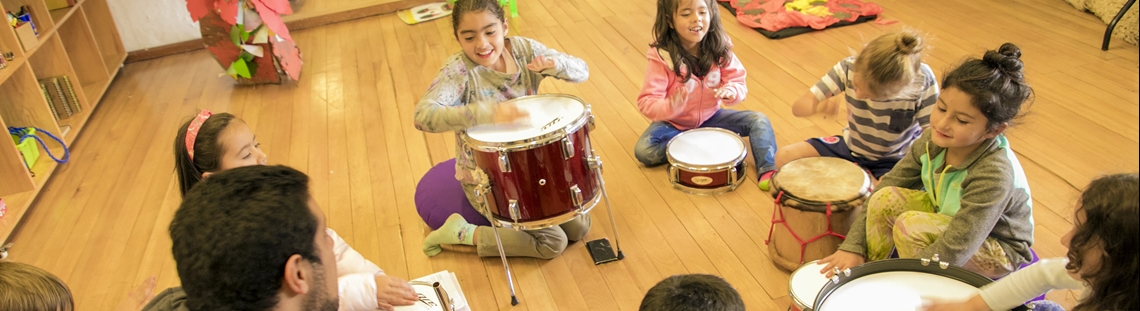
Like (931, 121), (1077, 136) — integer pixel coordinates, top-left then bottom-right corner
(462, 183), (592, 259)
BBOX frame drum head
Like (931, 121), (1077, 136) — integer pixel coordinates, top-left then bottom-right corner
(465, 95), (586, 144)
(789, 261), (830, 310)
(816, 271), (979, 311)
(667, 128), (746, 166)
(773, 157), (870, 205)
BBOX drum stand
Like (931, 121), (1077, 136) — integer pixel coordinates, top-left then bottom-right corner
(479, 159), (624, 306)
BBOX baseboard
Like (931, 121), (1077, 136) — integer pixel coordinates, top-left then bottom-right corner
(124, 0), (435, 64)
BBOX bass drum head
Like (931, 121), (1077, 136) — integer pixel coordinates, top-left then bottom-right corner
(465, 95), (586, 144)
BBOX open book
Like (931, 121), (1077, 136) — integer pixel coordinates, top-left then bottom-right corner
(394, 270), (469, 311)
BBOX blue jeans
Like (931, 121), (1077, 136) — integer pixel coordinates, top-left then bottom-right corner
(633, 109), (778, 175)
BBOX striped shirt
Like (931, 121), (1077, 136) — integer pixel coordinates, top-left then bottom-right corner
(810, 57), (939, 160)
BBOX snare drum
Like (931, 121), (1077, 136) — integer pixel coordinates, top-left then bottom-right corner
(766, 157), (872, 271)
(666, 128), (748, 195)
(462, 94), (603, 230)
(788, 261), (830, 311)
(811, 258), (1030, 311)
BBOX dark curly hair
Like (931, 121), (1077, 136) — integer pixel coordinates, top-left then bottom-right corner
(639, 274), (744, 311)
(941, 43), (1034, 131)
(1067, 173), (1138, 311)
(170, 165), (324, 311)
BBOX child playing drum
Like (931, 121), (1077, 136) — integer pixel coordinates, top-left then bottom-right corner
(820, 43), (1035, 280)
(771, 30), (940, 189)
(632, 0), (778, 181)
(412, 0), (592, 259)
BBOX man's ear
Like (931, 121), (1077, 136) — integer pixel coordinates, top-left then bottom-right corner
(281, 254), (311, 295)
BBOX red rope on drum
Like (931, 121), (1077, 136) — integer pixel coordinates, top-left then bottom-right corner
(767, 196), (849, 265)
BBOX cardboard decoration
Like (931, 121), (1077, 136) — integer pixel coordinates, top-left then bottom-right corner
(187, 0), (302, 84)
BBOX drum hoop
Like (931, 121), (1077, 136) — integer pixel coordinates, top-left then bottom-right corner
(788, 260), (822, 310)
(478, 189), (602, 230)
(670, 163), (747, 196)
(810, 259), (1030, 311)
(665, 128), (748, 168)
(460, 94), (592, 152)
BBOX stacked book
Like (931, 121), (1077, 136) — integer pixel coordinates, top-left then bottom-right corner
(39, 75), (81, 121)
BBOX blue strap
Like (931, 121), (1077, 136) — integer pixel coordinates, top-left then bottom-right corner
(8, 127), (69, 164)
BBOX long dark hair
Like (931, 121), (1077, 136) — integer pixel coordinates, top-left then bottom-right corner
(941, 43), (1033, 131)
(174, 112), (238, 197)
(650, 0), (731, 82)
(1067, 173), (1139, 311)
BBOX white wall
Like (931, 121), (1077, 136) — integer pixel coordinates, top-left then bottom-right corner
(106, 0), (201, 52)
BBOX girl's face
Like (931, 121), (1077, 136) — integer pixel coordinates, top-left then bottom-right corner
(456, 10), (509, 72)
(929, 87), (1004, 150)
(1061, 207), (1104, 281)
(215, 121), (267, 172)
(672, 0), (710, 53)
(851, 72), (900, 101)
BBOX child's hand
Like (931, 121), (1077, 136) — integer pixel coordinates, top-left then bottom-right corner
(374, 275), (418, 310)
(714, 87), (737, 101)
(817, 97), (841, 118)
(494, 102), (530, 124)
(670, 82), (693, 109)
(114, 276), (156, 311)
(818, 250), (865, 278)
(526, 55), (557, 73)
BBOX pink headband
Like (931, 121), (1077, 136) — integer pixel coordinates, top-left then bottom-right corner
(185, 110), (213, 161)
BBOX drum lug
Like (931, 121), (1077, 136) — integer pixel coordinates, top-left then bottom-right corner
(570, 185), (584, 207)
(508, 200), (520, 222)
(498, 153), (511, 172)
(588, 114), (596, 131)
(561, 137), (574, 159)
(586, 153), (603, 173)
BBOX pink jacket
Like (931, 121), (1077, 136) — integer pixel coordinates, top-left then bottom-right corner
(636, 47), (748, 130)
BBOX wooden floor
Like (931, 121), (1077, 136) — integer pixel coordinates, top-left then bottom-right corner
(6, 0), (1138, 309)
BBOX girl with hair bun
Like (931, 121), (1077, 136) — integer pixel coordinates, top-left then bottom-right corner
(821, 43), (1036, 280)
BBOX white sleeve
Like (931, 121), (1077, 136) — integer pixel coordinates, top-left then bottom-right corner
(979, 258), (1086, 311)
(328, 229), (384, 310)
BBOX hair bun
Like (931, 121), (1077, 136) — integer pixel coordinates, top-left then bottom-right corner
(983, 42), (1024, 78)
(895, 31), (923, 55)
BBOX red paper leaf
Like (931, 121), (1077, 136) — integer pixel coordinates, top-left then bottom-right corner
(215, 0), (240, 25)
(272, 38), (302, 80)
(252, 0), (292, 15)
(251, 0), (292, 42)
(186, 0), (211, 21)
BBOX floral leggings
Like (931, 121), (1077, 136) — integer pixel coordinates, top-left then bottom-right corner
(865, 186), (1015, 278)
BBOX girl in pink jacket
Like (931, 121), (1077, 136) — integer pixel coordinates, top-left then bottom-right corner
(634, 0), (777, 181)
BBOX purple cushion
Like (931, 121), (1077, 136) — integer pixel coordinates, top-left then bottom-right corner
(415, 159), (491, 230)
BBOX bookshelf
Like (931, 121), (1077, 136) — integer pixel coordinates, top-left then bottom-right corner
(0, 0), (125, 242)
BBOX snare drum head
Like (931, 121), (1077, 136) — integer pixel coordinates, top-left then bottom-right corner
(667, 128), (745, 166)
(466, 95), (587, 143)
(817, 271), (979, 311)
(788, 261), (830, 309)
(774, 157), (870, 204)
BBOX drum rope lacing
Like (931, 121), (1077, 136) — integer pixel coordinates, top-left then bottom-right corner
(766, 191), (847, 265)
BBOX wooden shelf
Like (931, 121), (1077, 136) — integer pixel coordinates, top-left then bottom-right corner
(0, 0), (125, 242)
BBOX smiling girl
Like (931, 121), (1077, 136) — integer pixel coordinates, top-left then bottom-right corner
(819, 43), (1035, 280)
(413, 0), (593, 259)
